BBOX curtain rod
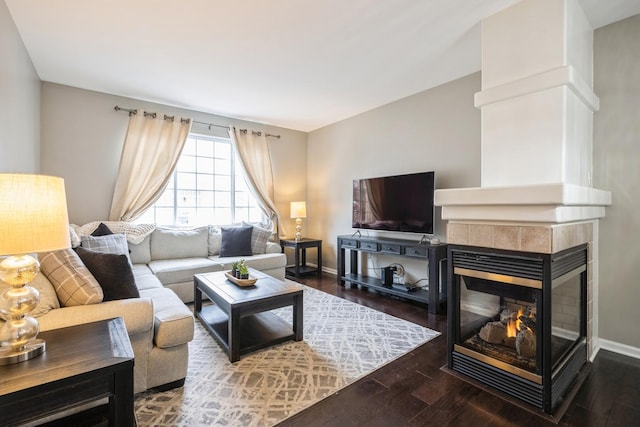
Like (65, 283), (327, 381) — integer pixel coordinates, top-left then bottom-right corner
(114, 105), (281, 139)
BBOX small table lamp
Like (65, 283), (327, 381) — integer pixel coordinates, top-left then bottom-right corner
(290, 201), (307, 241)
(0, 174), (70, 365)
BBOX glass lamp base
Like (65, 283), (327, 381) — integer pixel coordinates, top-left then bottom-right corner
(0, 338), (45, 365)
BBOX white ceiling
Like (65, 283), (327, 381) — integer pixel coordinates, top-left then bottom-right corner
(6, 0), (640, 132)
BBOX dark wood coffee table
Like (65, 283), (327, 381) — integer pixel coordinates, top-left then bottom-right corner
(0, 317), (135, 427)
(194, 269), (304, 362)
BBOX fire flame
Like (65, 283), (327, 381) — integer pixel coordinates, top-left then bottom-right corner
(506, 308), (535, 337)
(506, 308), (523, 337)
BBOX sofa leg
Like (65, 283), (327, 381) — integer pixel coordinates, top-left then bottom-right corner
(151, 378), (185, 392)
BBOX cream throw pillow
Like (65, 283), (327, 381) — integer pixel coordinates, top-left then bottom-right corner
(208, 226), (221, 256)
(29, 273), (61, 316)
(0, 273), (60, 318)
(39, 249), (104, 306)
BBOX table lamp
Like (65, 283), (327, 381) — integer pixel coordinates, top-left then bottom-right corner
(0, 174), (70, 365)
(290, 201), (307, 241)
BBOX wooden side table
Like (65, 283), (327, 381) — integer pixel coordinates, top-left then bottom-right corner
(280, 238), (322, 279)
(0, 318), (135, 427)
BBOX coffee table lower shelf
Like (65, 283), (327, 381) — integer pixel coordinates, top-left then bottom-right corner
(197, 304), (296, 359)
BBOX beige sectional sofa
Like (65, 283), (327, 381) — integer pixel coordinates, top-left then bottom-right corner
(18, 222), (286, 394)
(130, 225), (286, 303)
(36, 263), (193, 394)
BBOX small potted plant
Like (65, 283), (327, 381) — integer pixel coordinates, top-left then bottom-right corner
(231, 261), (240, 277)
(238, 263), (249, 280)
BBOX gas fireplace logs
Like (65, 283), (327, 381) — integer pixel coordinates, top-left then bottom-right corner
(477, 308), (537, 358)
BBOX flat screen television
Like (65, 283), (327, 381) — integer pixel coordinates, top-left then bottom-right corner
(352, 171), (435, 235)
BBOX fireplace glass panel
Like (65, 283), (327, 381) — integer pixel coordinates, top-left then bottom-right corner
(458, 276), (540, 375)
(551, 273), (583, 371)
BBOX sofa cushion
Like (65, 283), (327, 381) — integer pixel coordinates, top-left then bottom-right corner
(37, 297), (154, 337)
(81, 233), (131, 264)
(139, 287), (194, 348)
(219, 226), (253, 257)
(211, 252), (286, 272)
(151, 226), (209, 260)
(131, 264), (163, 291)
(148, 258), (220, 285)
(129, 234), (151, 265)
(76, 247), (140, 301)
(39, 249), (104, 306)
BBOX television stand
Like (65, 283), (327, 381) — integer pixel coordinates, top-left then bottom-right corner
(337, 235), (448, 314)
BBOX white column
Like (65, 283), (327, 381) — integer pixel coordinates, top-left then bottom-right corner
(476, 0), (597, 188)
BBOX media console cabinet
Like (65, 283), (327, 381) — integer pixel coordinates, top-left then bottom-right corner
(337, 235), (448, 314)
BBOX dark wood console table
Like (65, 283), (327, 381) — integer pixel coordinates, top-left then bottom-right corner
(337, 235), (448, 314)
(0, 318), (135, 427)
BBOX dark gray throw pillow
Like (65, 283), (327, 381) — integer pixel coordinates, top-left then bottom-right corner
(75, 246), (140, 301)
(219, 226), (253, 257)
(91, 222), (113, 236)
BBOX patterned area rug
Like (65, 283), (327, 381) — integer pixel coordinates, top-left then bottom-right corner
(134, 283), (439, 426)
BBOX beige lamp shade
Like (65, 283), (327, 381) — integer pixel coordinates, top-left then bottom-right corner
(0, 174), (71, 256)
(290, 201), (307, 219)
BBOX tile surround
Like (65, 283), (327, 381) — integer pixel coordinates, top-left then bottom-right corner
(446, 221), (593, 254)
(468, 224), (493, 247)
(493, 225), (520, 251)
(447, 222), (469, 245)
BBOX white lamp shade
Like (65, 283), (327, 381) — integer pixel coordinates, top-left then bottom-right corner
(290, 201), (307, 219)
(0, 174), (71, 255)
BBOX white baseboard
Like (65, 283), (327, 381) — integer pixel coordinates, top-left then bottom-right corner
(292, 265), (337, 276)
(323, 266), (337, 275)
(597, 338), (640, 360)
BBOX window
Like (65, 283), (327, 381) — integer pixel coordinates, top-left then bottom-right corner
(136, 134), (266, 226)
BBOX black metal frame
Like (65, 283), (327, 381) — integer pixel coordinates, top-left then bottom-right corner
(447, 244), (588, 414)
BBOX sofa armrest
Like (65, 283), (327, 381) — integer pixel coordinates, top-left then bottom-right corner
(266, 242), (281, 254)
(37, 297), (154, 336)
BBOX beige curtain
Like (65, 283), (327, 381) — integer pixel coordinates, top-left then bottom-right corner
(109, 111), (191, 221)
(229, 126), (284, 237)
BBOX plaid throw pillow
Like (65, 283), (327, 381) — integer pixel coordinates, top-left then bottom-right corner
(39, 249), (103, 306)
(81, 234), (131, 263)
(242, 222), (272, 254)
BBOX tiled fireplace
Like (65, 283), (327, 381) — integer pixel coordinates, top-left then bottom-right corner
(435, 0), (611, 418)
(448, 233), (588, 414)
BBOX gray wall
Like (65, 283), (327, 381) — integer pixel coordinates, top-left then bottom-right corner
(593, 14), (640, 349)
(0, 1), (40, 172)
(40, 83), (308, 226)
(307, 72), (481, 281)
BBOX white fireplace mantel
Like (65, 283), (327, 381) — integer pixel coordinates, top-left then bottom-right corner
(435, 183), (611, 223)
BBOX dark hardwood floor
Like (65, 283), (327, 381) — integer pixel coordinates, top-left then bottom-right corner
(280, 272), (640, 427)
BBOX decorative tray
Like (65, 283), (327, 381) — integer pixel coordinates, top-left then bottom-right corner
(224, 271), (258, 287)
